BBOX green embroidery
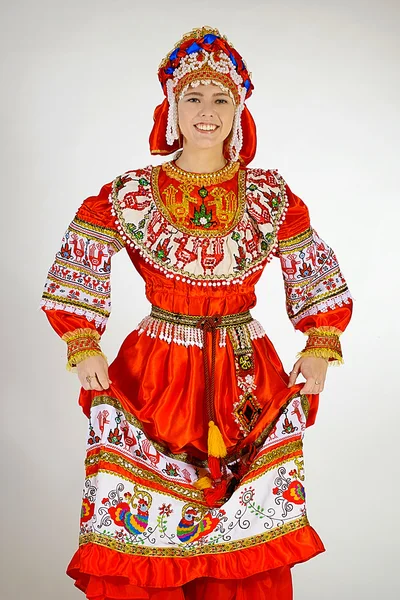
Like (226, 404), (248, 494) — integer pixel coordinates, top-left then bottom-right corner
(191, 202), (214, 229)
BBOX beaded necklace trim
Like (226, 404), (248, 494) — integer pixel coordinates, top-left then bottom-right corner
(152, 165), (246, 238)
(110, 166), (289, 285)
(162, 160), (240, 186)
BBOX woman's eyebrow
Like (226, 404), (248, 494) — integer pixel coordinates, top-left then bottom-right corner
(183, 91), (230, 97)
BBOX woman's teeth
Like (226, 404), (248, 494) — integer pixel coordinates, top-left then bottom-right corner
(195, 124), (218, 132)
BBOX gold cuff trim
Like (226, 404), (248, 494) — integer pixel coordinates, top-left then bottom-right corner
(297, 348), (344, 366)
(304, 326), (343, 338)
(66, 349), (108, 372)
(62, 328), (101, 343)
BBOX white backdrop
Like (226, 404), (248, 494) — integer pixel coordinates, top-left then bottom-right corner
(1, 0), (399, 598)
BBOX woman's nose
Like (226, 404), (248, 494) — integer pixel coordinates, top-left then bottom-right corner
(199, 102), (214, 117)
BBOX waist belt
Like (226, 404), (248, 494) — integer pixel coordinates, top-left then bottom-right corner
(150, 305), (254, 506)
(150, 305), (253, 328)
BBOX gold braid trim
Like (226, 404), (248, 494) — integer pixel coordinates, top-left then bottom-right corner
(62, 328), (107, 371)
(62, 328), (101, 343)
(304, 326), (344, 337)
(297, 347), (343, 366)
(298, 327), (344, 366)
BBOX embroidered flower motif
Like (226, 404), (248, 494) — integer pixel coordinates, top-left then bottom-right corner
(163, 463), (180, 477)
(159, 503), (173, 516)
(87, 427), (100, 445)
(289, 469), (298, 477)
(114, 529), (126, 541)
(80, 498), (95, 523)
(107, 426), (123, 446)
(282, 480), (306, 505)
(47, 283), (60, 294)
(272, 487), (280, 495)
(299, 262), (313, 278)
(239, 486), (255, 506)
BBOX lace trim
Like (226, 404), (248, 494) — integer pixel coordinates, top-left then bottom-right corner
(136, 315), (266, 348)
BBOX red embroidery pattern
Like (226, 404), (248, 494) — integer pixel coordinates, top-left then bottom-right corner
(278, 227), (352, 326)
(41, 218), (125, 327)
(111, 166), (289, 284)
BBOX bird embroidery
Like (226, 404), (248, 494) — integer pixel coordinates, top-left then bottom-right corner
(177, 504), (220, 544)
(108, 488), (152, 536)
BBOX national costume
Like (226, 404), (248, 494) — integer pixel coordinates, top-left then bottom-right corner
(41, 27), (352, 600)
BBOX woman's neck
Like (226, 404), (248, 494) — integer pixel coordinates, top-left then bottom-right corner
(174, 144), (227, 174)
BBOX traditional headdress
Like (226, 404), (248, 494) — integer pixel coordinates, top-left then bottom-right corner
(149, 26), (257, 164)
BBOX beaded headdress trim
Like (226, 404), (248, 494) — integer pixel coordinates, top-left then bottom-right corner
(158, 26), (254, 162)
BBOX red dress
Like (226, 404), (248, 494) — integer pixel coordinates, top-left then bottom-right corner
(41, 161), (352, 599)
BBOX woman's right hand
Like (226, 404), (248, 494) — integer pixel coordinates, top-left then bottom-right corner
(77, 355), (112, 391)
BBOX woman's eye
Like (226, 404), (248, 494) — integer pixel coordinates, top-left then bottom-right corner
(216, 99), (228, 104)
(186, 97), (200, 102)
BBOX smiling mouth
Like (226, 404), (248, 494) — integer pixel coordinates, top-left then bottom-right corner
(194, 123), (219, 133)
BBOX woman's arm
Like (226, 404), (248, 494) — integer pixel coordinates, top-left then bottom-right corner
(276, 178), (353, 392)
(40, 180), (125, 387)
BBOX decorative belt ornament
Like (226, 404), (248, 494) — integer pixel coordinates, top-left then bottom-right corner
(146, 305), (262, 505)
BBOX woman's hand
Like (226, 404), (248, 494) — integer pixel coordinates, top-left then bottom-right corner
(77, 355), (112, 391)
(288, 356), (328, 394)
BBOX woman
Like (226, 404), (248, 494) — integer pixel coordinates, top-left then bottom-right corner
(41, 26), (352, 600)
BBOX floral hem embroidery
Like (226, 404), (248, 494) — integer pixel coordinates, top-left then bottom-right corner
(77, 394), (309, 557)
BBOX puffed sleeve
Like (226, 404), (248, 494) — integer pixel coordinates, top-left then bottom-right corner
(276, 178), (352, 364)
(40, 180), (126, 370)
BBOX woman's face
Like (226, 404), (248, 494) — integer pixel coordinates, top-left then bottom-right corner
(177, 83), (236, 152)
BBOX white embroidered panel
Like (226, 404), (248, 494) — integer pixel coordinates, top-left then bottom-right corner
(278, 227), (352, 326)
(41, 217), (125, 328)
(80, 394), (308, 555)
(110, 166), (289, 282)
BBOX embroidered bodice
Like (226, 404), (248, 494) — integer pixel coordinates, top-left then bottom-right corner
(41, 161), (352, 366)
(111, 162), (287, 282)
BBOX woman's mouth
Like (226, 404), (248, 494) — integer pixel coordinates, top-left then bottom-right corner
(194, 123), (219, 133)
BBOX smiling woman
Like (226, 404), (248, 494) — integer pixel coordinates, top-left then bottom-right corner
(177, 85), (236, 158)
(41, 25), (352, 600)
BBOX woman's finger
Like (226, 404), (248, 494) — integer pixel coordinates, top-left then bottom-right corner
(300, 377), (317, 394)
(96, 369), (111, 390)
(88, 374), (103, 391)
(80, 373), (93, 390)
(288, 360), (301, 387)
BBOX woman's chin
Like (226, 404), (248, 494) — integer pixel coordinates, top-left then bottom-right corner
(185, 136), (225, 151)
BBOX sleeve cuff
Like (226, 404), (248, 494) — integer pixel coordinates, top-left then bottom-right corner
(297, 326), (344, 365)
(61, 328), (107, 371)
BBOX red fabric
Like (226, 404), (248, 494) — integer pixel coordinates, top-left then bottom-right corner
(74, 567), (292, 600)
(149, 101), (257, 166)
(68, 525), (322, 598)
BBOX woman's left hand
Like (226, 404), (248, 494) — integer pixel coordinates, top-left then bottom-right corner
(288, 356), (329, 394)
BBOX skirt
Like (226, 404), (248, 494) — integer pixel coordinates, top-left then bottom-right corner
(67, 316), (325, 599)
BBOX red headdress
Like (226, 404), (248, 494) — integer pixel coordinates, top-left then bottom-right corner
(149, 26), (257, 165)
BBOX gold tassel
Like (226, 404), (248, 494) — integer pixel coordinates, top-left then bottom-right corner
(207, 420), (227, 458)
(193, 476), (213, 490)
